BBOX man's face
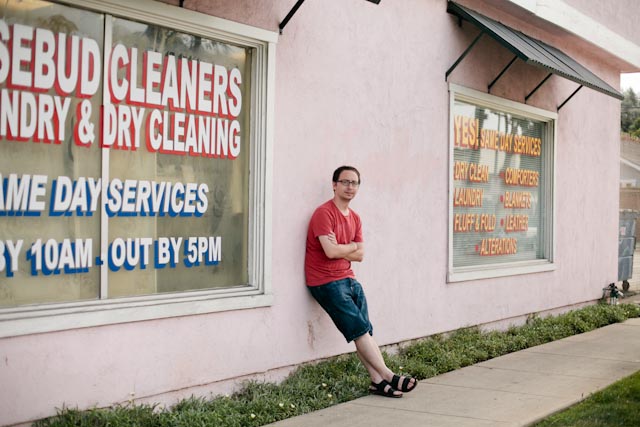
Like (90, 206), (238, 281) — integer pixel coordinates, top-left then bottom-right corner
(333, 170), (360, 200)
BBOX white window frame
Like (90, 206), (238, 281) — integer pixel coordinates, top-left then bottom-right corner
(0, 0), (276, 337)
(447, 84), (556, 282)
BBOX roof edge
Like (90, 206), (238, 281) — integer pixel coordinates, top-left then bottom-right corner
(505, 0), (640, 71)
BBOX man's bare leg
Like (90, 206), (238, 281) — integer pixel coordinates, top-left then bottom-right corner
(354, 333), (417, 394)
(354, 333), (401, 396)
(354, 333), (393, 381)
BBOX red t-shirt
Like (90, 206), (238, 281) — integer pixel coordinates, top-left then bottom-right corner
(305, 200), (363, 286)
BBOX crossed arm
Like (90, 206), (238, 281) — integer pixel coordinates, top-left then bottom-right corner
(318, 232), (364, 262)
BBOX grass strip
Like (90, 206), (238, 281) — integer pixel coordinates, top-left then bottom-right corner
(35, 303), (640, 427)
(533, 369), (640, 426)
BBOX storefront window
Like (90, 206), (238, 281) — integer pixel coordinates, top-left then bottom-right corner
(0, 0), (275, 326)
(448, 85), (555, 281)
(106, 18), (252, 297)
(0, 1), (104, 306)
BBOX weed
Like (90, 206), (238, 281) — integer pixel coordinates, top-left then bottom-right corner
(34, 303), (640, 427)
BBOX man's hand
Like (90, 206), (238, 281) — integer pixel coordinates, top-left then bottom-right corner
(344, 241), (364, 262)
(318, 233), (363, 262)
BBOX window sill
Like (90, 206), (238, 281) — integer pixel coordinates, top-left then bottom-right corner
(0, 289), (273, 338)
(447, 261), (556, 283)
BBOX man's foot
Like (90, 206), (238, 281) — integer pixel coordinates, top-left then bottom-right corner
(369, 380), (403, 398)
(391, 374), (418, 392)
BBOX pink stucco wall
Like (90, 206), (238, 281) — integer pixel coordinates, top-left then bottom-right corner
(0, 0), (628, 425)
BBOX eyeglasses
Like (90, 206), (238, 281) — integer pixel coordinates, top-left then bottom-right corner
(337, 180), (360, 187)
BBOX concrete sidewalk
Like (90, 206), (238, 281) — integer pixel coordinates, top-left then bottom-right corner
(268, 313), (640, 426)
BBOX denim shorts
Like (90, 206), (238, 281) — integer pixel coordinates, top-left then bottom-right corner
(308, 278), (373, 343)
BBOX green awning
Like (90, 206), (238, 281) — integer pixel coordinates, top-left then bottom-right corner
(447, 1), (623, 101)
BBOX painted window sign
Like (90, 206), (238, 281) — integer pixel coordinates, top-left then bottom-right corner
(0, 0), (253, 307)
(450, 96), (551, 272)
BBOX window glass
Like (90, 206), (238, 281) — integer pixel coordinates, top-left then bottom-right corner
(451, 96), (551, 271)
(0, 0), (103, 307)
(106, 18), (252, 297)
(1, 0), (255, 307)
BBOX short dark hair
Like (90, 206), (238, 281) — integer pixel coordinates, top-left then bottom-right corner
(332, 166), (360, 183)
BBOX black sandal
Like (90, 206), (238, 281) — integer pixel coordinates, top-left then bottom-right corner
(369, 379), (402, 398)
(391, 374), (417, 392)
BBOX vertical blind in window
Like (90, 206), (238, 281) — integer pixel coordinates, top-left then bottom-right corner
(451, 98), (549, 269)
